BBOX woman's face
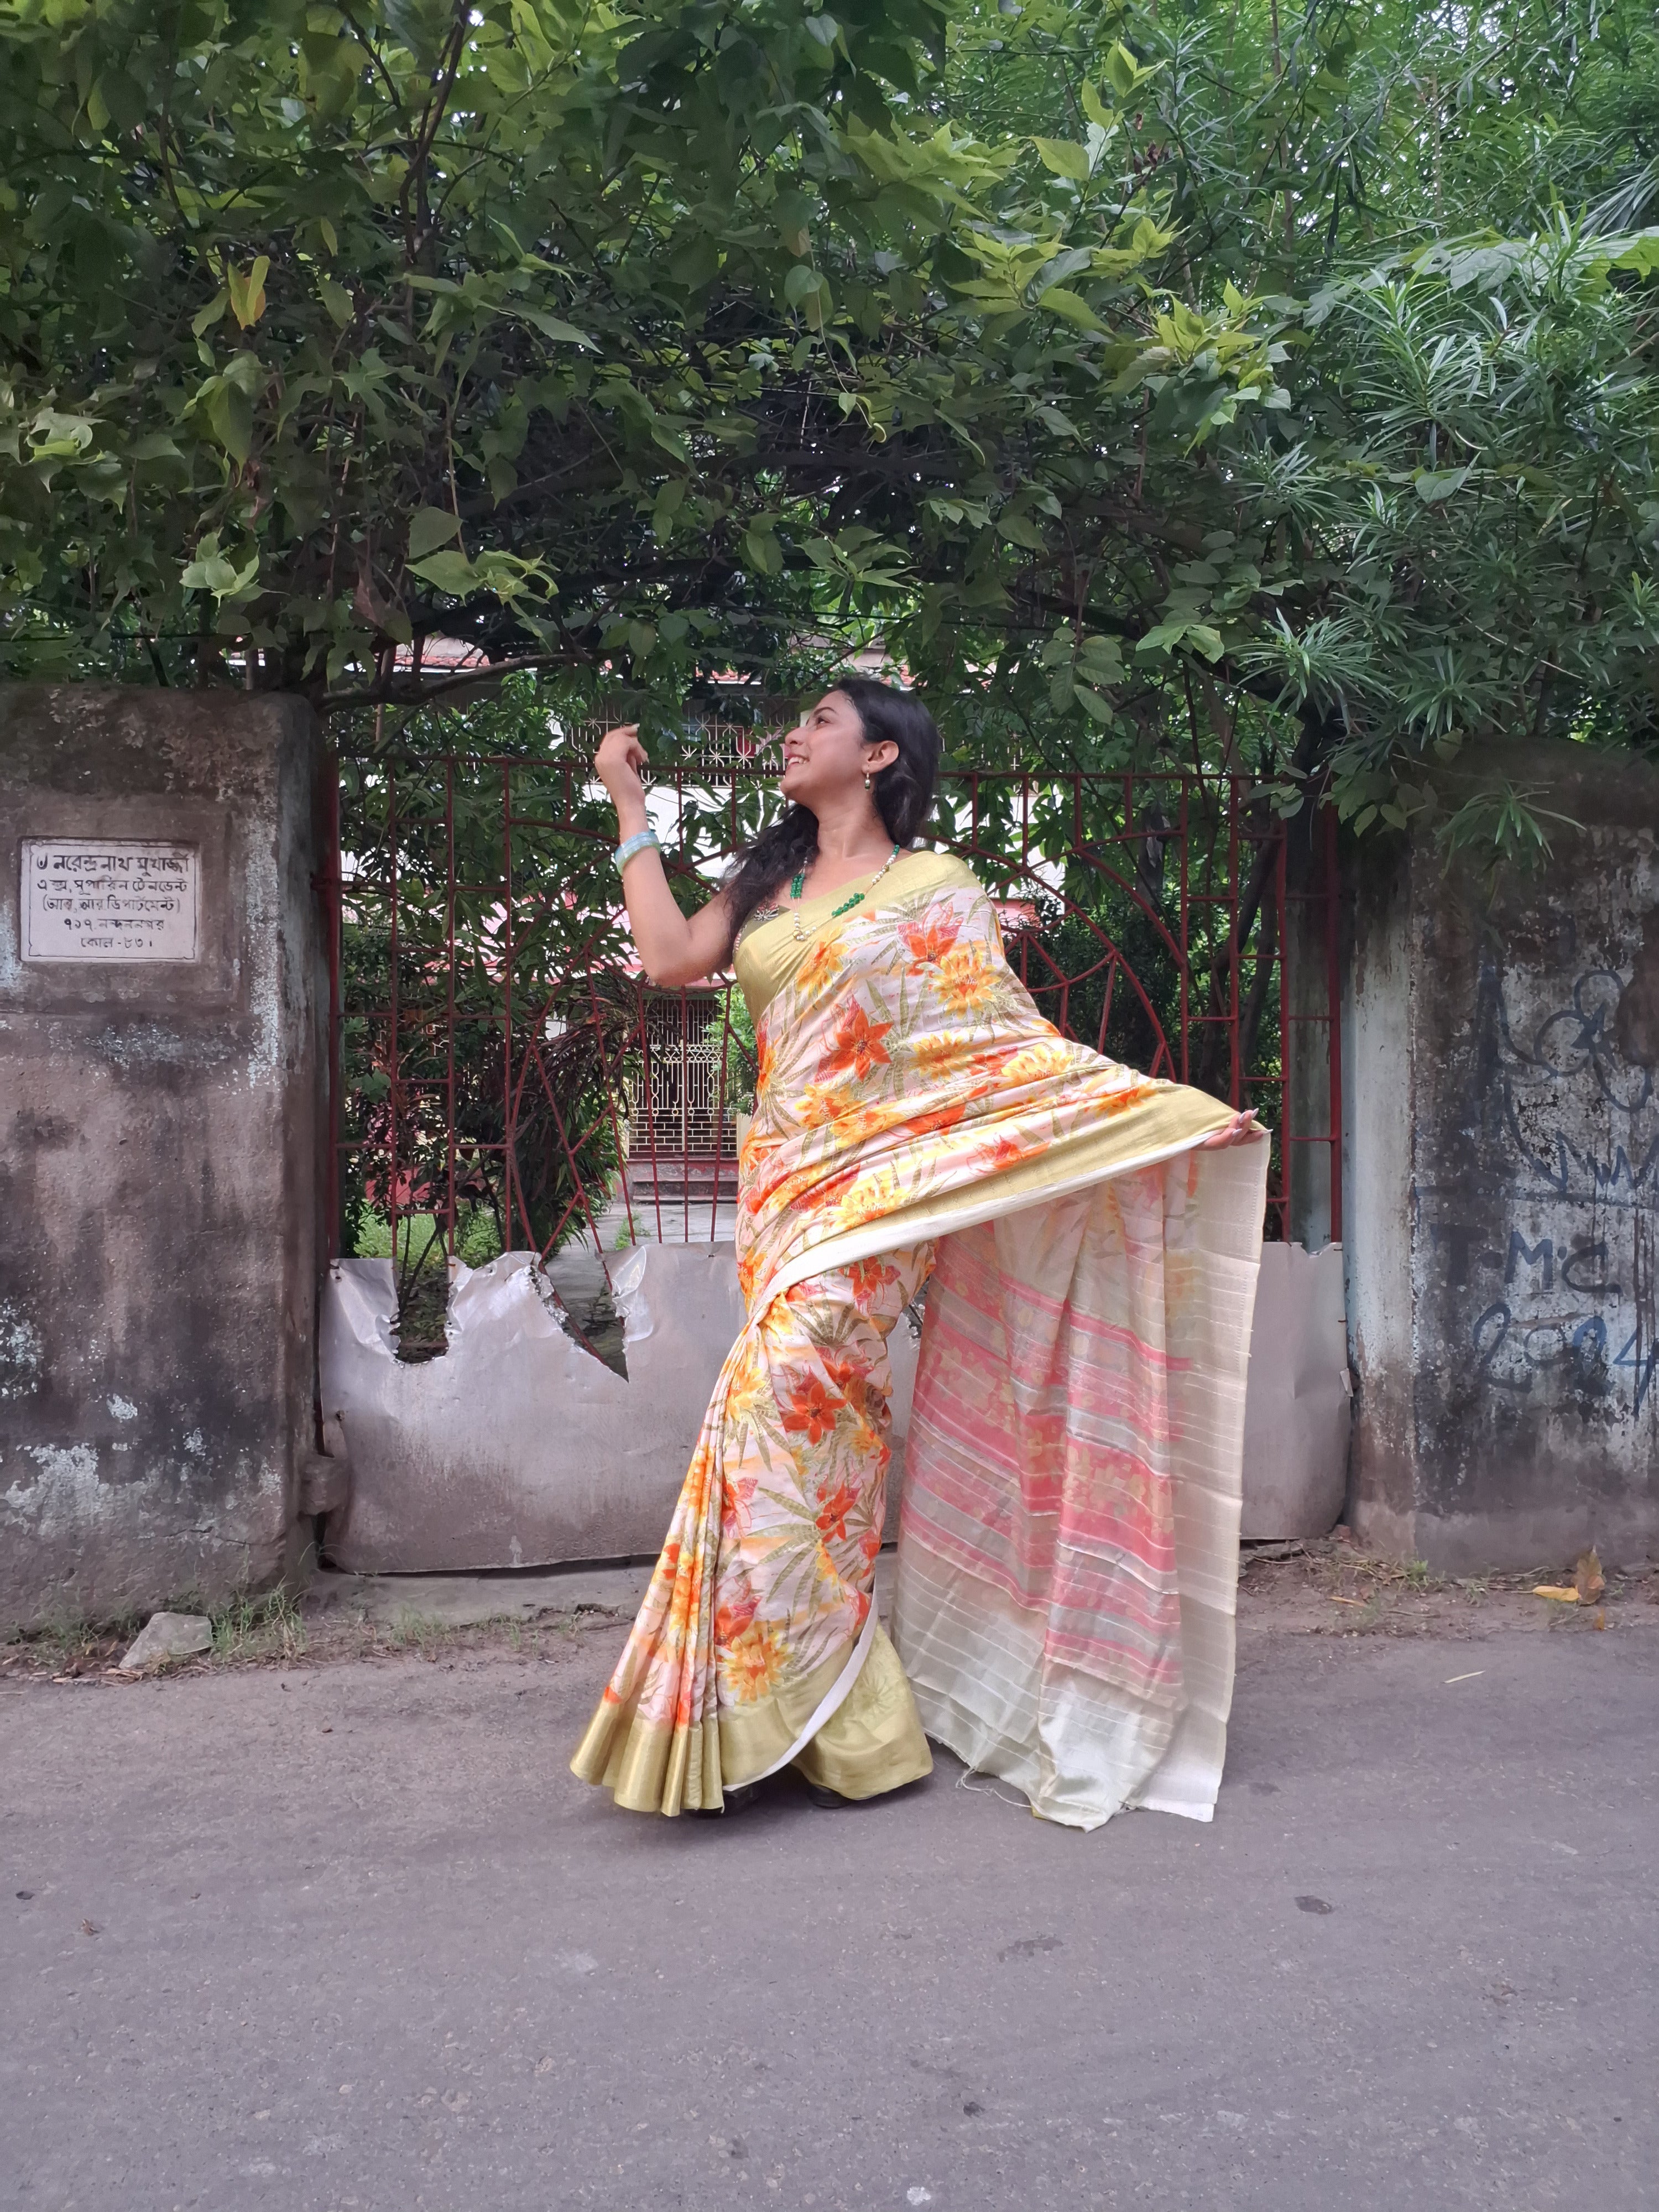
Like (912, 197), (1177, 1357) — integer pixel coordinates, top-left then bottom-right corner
(779, 691), (897, 811)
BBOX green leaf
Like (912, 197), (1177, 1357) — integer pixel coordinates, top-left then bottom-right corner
(1037, 287), (1105, 332)
(1034, 137), (1092, 182)
(226, 256), (270, 330)
(407, 508), (462, 559)
(192, 291), (228, 337)
(205, 379), (254, 465)
(1103, 41), (1145, 97)
(180, 534), (258, 599)
(997, 510), (1047, 550)
(96, 71), (148, 132)
(1414, 466), (1473, 503)
(406, 552), (480, 596)
(1079, 80), (1115, 130)
(512, 307), (594, 348)
(319, 276), (354, 328)
(743, 524), (784, 575)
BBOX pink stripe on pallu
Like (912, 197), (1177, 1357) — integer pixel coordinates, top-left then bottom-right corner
(899, 1485), (1179, 1695)
(931, 1220), (1185, 1441)
(915, 1235), (1182, 1567)
(909, 1322), (1178, 1576)
(902, 1222), (1185, 1706)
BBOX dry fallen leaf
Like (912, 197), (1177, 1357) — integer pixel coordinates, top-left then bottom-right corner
(1574, 1548), (1606, 1604)
(1531, 1585), (1579, 1603)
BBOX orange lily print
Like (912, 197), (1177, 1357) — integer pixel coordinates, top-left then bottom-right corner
(901, 911), (961, 966)
(781, 1371), (843, 1446)
(817, 999), (894, 1083)
(814, 1480), (861, 1544)
(847, 1257), (900, 1305)
(797, 936), (846, 997)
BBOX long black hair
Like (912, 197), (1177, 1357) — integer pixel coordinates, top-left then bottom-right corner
(722, 677), (942, 943)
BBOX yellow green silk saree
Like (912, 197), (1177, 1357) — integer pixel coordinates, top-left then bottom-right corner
(571, 851), (1269, 1828)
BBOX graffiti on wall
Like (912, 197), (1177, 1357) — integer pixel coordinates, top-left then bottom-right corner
(1432, 954), (1657, 1416)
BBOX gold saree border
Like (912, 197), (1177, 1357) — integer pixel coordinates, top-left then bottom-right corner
(791, 1624), (934, 1801)
(570, 1621), (874, 1815)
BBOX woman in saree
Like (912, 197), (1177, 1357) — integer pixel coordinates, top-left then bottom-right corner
(571, 679), (1269, 1830)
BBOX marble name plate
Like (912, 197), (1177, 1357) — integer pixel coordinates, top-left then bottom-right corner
(22, 838), (201, 962)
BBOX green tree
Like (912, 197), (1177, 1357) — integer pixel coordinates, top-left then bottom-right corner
(4, 0), (1657, 851)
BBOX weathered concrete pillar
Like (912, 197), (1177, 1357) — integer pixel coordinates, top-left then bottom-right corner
(1346, 742), (1659, 1571)
(1, 688), (326, 1632)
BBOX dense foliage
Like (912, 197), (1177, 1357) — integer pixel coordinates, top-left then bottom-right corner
(4, 0), (1658, 841)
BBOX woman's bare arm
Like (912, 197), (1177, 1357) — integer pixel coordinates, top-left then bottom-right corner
(595, 724), (736, 987)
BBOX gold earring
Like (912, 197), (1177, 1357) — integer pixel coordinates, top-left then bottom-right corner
(863, 770), (873, 791)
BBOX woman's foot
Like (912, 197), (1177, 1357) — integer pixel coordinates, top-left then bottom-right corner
(691, 1781), (759, 1817)
(799, 1779), (861, 1810)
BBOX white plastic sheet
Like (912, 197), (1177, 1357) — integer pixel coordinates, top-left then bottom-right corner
(321, 1245), (743, 1573)
(1238, 1240), (1352, 1539)
(319, 1239), (1344, 1573)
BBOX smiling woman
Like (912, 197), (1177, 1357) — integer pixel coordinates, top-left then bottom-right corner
(570, 677), (1270, 1830)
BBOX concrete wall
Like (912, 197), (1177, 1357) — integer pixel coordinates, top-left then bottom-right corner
(1347, 742), (1659, 1572)
(1, 687), (326, 1632)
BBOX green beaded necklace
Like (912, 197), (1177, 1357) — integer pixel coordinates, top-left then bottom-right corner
(787, 844), (902, 941)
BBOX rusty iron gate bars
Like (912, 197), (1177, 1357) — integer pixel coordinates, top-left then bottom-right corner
(498, 778), (732, 1256)
(586, 967), (639, 1251)
(445, 755), (457, 1252)
(947, 832), (1183, 1081)
(500, 757), (520, 1250)
(1275, 827), (1291, 1242)
(1272, 799), (1343, 1246)
(331, 752), (1341, 1256)
(962, 768), (1234, 1088)
(499, 765), (629, 1269)
(1326, 802), (1343, 1242)
(1050, 767), (1293, 1227)
(319, 753), (345, 1267)
(518, 1019), (622, 1321)
(371, 767), (1251, 1224)
(710, 982), (737, 1247)
(634, 983), (666, 1246)
(386, 752), (402, 1264)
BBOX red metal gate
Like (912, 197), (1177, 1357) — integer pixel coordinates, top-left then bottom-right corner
(321, 732), (1341, 1314)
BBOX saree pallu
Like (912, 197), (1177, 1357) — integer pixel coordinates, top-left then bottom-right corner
(573, 854), (1269, 1828)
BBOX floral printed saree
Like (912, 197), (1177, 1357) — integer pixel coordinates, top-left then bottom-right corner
(571, 851), (1269, 1828)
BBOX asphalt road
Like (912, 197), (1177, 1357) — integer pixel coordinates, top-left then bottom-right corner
(4, 1619), (1656, 2212)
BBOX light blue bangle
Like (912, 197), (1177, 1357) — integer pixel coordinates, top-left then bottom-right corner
(615, 830), (660, 871)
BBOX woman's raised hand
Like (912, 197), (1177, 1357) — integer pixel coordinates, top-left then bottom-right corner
(594, 724), (649, 809)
